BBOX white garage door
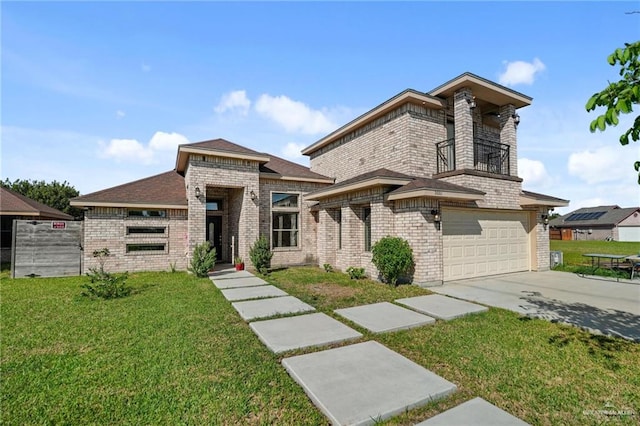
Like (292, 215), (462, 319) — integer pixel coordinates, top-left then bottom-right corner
(443, 209), (530, 281)
(618, 227), (640, 242)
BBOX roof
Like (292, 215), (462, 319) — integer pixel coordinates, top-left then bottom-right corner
(520, 190), (569, 208)
(176, 138), (271, 172)
(306, 168), (485, 202)
(70, 170), (187, 208)
(550, 205), (640, 228)
(259, 154), (333, 183)
(0, 187), (73, 219)
(387, 177), (485, 201)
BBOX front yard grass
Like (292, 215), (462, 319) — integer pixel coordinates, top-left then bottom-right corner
(3, 267), (639, 425)
(550, 240), (640, 266)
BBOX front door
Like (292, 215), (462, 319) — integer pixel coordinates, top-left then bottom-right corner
(206, 216), (223, 261)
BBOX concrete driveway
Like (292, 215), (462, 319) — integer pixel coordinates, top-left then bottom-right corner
(431, 271), (640, 341)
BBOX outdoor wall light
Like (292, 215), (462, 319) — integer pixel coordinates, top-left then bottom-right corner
(467, 95), (477, 109)
(194, 186), (203, 200)
(512, 112), (521, 125)
(431, 209), (441, 230)
(541, 214), (549, 230)
(250, 190), (257, 201)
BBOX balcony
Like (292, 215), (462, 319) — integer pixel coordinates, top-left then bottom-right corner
(436, 137), (510, 176)
(474, 137), (510, 175)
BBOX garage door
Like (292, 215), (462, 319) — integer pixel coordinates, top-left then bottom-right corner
(443, 209), (529, 281)
(618, 227), (640, 242)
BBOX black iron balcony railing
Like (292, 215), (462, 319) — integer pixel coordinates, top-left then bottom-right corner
(474, 137), (510, 175)
(436, 138), (455, 174)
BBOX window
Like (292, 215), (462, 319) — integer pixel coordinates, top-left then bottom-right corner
(126, 243), (165, 253)
(363, 207), (371, 252)
(128, 209), (166, 218)
(206, 200), (223, 211)
(127, 226), (166, 235)
(337, 209), (342, 250)
(272, 193), (299, 248)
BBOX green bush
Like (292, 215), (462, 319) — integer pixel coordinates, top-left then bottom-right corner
(371, 236), (414, 286)
(82, 248), (131, 299)
(189, 241), (217, 278)
(323, 263), (334, 273)
(346, 266), (365, 280)
(249, 235), (273, 274)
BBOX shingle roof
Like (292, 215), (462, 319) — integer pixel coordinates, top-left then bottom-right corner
(388, 177), (485, 196)
(550, 205), (640, 227)
(329, 168), (414, 188)
(0, 187), (73, 219)
(182, 138), (265, 156)
(70, 171), (187, 207)
(521, 190), (569, 204)
(259, 154), (333, 182)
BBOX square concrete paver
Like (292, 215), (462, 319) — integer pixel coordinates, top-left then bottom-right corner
(282, 341), (457, 426)
(209, 270), (254, 280)
(212, 276), (268, 289)
(250, 313), (362, 353)
(415, 397), (530, 425)
(221, 285), (288, 302)
(232, 296), (315, 321)
(396, 294), (487, 321)
(335, 302), (435, 333)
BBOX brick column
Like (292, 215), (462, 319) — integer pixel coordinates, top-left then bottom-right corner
(499, 104), (518, 177)
(454, 87), (474, 170)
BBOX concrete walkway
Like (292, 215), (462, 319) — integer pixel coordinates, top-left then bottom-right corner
(209, 267), (528, 425)
(432, 271), (640, 341)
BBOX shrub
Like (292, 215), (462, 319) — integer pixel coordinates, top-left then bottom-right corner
(81, 248), (131, 299)
(323, 263), (334, 273)
(346, 266), (365, 280)
(189, 241), (217, 278)
(371, 236), (414, 286)
(249, 235), (273, 274)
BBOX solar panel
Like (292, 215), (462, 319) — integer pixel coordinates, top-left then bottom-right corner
(565, 211), (606, 221)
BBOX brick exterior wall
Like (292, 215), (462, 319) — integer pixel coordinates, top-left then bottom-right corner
(82, 207), (188, 273)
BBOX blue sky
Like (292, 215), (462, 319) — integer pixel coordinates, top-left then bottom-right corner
(2, 1), (639, 214)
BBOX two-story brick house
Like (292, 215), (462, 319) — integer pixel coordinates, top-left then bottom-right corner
(71, 72), (567, 285)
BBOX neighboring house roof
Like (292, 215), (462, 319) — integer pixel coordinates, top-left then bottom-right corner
(550, 205), (640, 228)
(0, 187), (73, 219)
(520, 190), (569, 208)
(259, 154), (333, 183)
(70, 170), (187, 209)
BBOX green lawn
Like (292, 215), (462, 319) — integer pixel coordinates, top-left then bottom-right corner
(2, 267), (639, 425)
(550, 240), (640, 266)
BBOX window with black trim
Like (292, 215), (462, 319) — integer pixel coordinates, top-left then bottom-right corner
(272, 193), (299, 248)
(127, 226), (166, 235)
(128, 209), (166, 218)
(126, 243), (166, 253)
(363, 207), (371, 252)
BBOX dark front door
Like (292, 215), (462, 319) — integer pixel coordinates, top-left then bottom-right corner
(206, 216), (223, 261)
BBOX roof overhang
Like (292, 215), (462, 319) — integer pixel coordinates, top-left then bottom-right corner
(302, 90), (445, 156)
(176, 146), (271, 172)
(0, 211), (71, 219)
(429, 73), (532, 109)
(387, 188), (484, 202)
(519, 195), (569, 208)
(69, 201), (187, 209)
(305, 177), (412, 201)
(259, 172), (334, 185)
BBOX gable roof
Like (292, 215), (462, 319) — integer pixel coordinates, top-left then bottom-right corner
(176, 138), (271, 172)
(0, 187), (73, 219)
(428, 72), (532, 108)
(550, 205), (640, 228)
(259, 154), (333, 183)
(387, 177), (485, 201)
(70, 171), (187, 208)
(305, 169), (414, 200)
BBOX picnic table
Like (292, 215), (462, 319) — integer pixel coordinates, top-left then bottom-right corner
(582, 253), (640, 281)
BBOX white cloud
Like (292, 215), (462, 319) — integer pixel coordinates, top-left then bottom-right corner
(281, 142), (305, 160)
(499, 58), (545, 86)
(148, 131), (189, 151)
(116, 110), (125, 119)
(255, 94), (336, 134)
(518, 158), (551, 187)
(568, 145), (637, 184)
(214, 90), (251, 115)
(99, 131), (190, 165)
